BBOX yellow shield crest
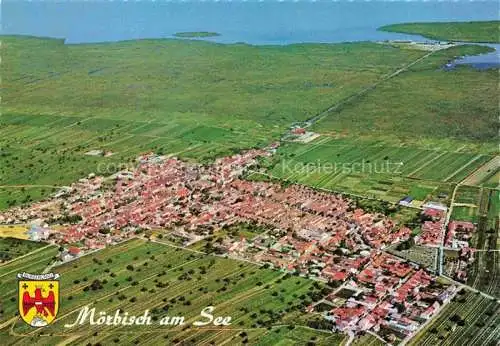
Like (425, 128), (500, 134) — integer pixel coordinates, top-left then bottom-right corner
(18, 272), (60, 327)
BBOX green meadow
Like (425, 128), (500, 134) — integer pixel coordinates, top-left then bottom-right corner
(1, 35), (429, 208)
(312, 45), (499, 151)
(0, 237), (47, 262)
(380, 20), (500, 43)
(0, 238), (344, 345)
(255, 136), (493, 203)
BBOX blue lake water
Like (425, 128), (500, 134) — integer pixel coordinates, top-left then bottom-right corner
(452, 43), (500, 69)
(2, 1), (499, 45)
(1, 1), (499, 66)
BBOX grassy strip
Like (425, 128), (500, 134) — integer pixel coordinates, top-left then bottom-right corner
(379, 21), (500, 43)
(174, 32), (221, 38)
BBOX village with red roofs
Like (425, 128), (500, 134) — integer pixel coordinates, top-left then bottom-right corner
(0, 142), (487, 344)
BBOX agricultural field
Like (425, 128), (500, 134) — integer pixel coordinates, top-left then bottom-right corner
(481, 169), (500, 189)
(466, 189), (499, 298)
(0, 187), (55, 210)
(379, 20), (500, 43)
(449, 185), (486, 224)
(257, 136), (491, 203)
(411, 154), (491, 183)
(454, 185), (482, 206)
(0, 224), (29, 240)
(449, 187), (478, 222)
(461, 156), (499, 188)
(408, 290), (500, 346)
(450, 206), (479, 223)
(1, 37), (496, 210)
(0, 237), (46, 263)
(0, 244), (59, 323)
(312, 45), (499, 153)
(0, 35), (432, 208)
(0, 238), (345, 345)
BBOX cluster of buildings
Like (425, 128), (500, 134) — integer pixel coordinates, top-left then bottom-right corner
(0, 147), (410, 253)
(219, 217), (454, 342)
(324, 253), (456, 343)
(415, 204), (447, 246)
(410, 200), (478, 283)
(288, 126), (321, 143)
(444, 220), (477, 282)
(0, 148), (459, 342)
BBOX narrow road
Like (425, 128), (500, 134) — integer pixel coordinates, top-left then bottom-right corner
(438, 183), (460, 275)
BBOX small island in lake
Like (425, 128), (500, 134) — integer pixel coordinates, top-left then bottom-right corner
(174, 31), (221, 38)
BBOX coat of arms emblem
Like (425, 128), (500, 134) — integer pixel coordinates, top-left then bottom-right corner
(17, 272), (60, 327)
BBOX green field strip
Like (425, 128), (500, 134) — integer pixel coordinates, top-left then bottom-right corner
(128, 122), (188, 137)
(63, 125), (141, 152)
(413, 152), (478, 182)
(342, 145), (389, 165)
(408, 184), (438, 200)
(486, 189), (499, 221)
(314, 171), (341, 189)
(450, 206), (479, 223)
(0, 125), (62, 143)
(103, 136), (168, 156)
(0, 238), (47, 262)
(180, 144), (219, 160)
(293, 144), (345, 163)
(286, 140), (343, 158)
(368, 146), (420, 165)
(409, 292), (499, 346)
(445, 155), (492, 183)
(320, 171), (348, 190)
(19, 127), (89, 149)
(406, 150), (448, 178)
(482, 170), (500, 189)
(289, 170), (320, 185)
(454, 185), (482, 205)
(30, 128), (100, 147)
(0, 114), (76, 129)
(399, 150), (440, 175)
